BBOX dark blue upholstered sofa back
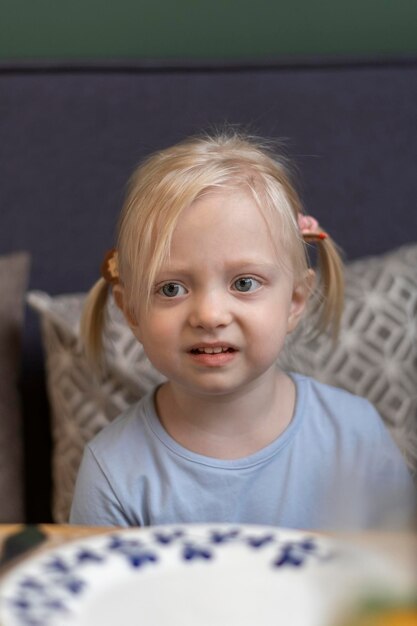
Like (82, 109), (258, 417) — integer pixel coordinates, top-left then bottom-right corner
(1, 57), (416, 521)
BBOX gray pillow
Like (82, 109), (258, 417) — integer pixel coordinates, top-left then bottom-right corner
(0, 251), (31, 522)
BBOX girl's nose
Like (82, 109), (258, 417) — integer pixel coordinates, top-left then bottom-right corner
(188, 291), (233, 330)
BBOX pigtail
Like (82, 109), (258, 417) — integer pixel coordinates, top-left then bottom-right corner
(311, 236), (345, 340)
(79, 277), (110, 370)
(80, 248), (119, 370)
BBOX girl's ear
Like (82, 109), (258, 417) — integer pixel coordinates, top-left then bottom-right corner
(112, 284), (142, 337)
(287, 269), (315, 334)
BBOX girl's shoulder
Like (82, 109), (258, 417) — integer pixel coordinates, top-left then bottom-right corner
(86, 390), (156, 454)
(291, 372), (382, 430)
(291, 372), (410, 472)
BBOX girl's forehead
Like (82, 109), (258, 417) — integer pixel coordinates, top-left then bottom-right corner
(164, 188), (290, 267)
(177, 186), (282, 230)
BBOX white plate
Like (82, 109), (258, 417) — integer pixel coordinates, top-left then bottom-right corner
(0, 524), (413, 626)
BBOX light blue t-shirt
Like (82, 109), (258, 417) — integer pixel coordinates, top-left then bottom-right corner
(70, 373), (415, 530)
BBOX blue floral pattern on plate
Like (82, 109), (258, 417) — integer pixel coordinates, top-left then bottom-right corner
(0, 524), (402, 626)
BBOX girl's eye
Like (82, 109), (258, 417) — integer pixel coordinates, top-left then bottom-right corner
(233, 277), (261, 293)
(159, 283), (187, 298)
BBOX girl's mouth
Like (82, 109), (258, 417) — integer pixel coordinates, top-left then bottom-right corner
(188, 345), (237, 367)
(190, 346), (236, 355)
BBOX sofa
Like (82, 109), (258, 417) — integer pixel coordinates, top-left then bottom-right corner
(1, 55), (416, 523)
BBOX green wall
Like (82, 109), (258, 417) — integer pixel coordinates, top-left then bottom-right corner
(1, 0), (416, 60)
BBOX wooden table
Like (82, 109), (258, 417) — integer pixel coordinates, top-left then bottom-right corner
(0, 523), (113, 546)
(0, 524), (115, 578)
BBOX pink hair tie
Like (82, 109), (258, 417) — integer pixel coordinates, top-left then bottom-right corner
(297, 214), (328, 241)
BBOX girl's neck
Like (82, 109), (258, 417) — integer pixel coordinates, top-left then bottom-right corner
(154, 369), (296, 460)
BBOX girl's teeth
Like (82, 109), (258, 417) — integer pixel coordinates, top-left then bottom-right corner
(196, 347), (228, 354)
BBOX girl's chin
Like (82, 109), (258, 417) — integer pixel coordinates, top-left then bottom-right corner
(169, 377), (270, 400)
(161, 360), (281, 399)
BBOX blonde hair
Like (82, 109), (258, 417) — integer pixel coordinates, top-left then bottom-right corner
(81, 130), (344, 367)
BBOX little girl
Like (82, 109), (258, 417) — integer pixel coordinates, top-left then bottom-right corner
(70, 131), (414, 530)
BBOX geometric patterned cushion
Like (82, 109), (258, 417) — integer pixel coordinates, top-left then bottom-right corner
(280, 243), (417, 476)
(27, 243), (417, 522)
(27, 292), (164, 523)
